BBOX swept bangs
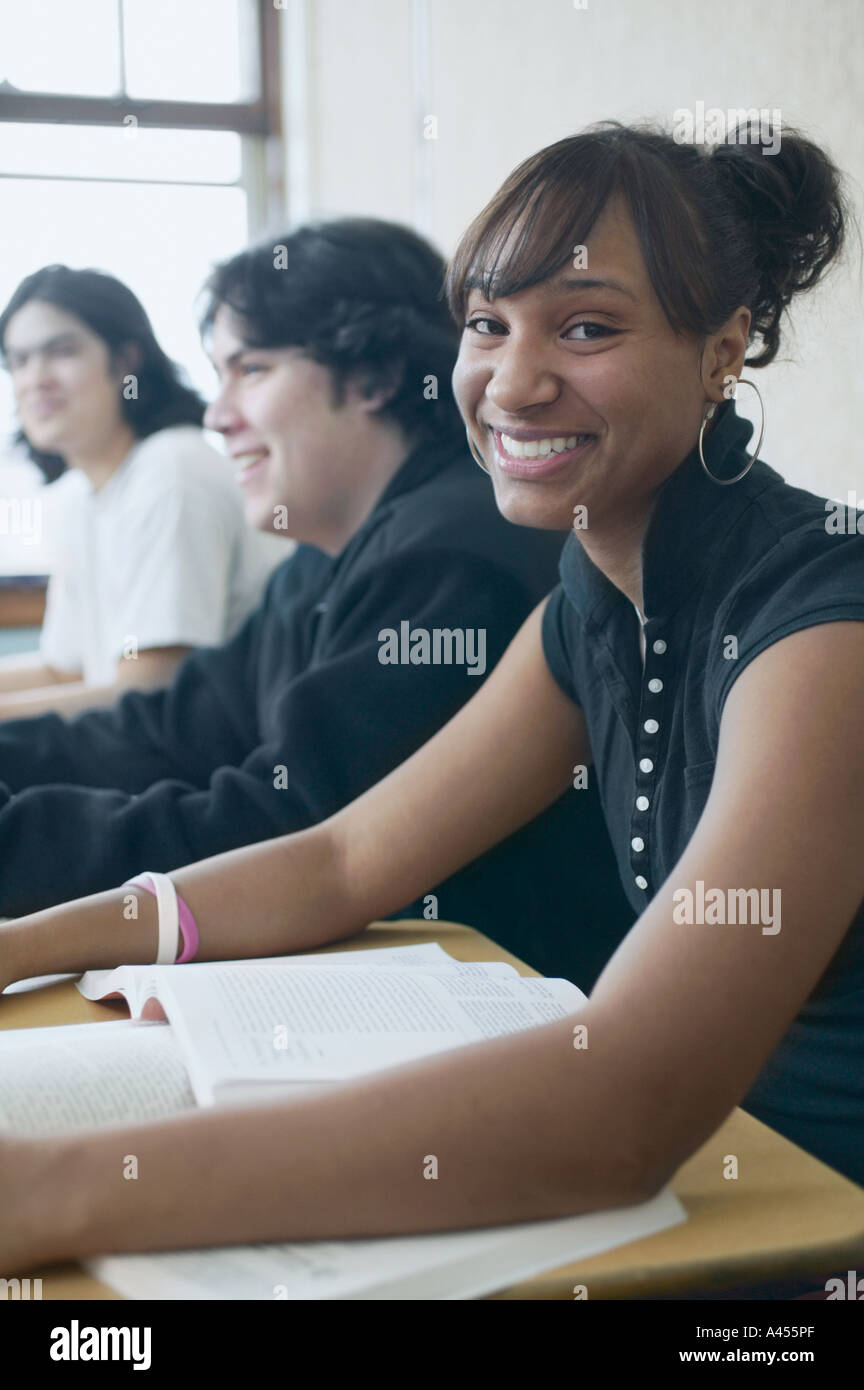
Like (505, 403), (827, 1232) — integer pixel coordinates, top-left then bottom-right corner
(445, 123), (716, 338)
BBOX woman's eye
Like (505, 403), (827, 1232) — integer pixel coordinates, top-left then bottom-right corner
(565, 321), (616, 341)
(465, 317), (505, 336)
(464, 317), (616, 341)
(240, 362), (266, 375)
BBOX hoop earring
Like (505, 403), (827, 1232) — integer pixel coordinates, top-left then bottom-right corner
(698, 378), (765, 486)
(465, 427), (490, 474)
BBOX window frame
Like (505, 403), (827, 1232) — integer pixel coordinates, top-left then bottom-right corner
(0, 0), (283, 231)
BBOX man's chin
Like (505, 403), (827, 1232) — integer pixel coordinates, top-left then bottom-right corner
(246, 499), (277, 534)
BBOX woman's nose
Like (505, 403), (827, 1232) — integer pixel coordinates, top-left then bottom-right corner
(484, 336), (561, 415)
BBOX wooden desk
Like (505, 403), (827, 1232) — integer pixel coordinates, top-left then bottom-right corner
(3, 919), (864, 1300)
(0, 581), (47, 629)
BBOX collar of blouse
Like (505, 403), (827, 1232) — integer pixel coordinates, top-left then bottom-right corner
(561, 399), (783, 628)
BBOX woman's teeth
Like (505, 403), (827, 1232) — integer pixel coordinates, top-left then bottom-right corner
(235, 452), (268, 471)
(498, 433), (590, 459)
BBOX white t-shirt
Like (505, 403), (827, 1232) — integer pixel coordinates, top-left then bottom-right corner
(39, 426), (288, 685)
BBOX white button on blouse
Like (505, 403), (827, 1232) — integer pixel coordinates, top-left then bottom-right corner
(631, 836), (645, 852)
(643, 718), (659, 734)
(635, 875), (648, 890)
(653, 639), (667, 654)
(648, 678), (663, 693)
(636, 795), (650, 811)
(640, 758), (654, 773)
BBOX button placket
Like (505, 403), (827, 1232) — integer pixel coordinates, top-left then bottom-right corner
(631, 628), (669, 895)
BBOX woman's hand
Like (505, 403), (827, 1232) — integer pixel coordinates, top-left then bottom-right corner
(0, 891), (160, 998)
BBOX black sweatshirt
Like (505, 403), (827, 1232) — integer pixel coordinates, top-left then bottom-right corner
(0, 437), (632, 966)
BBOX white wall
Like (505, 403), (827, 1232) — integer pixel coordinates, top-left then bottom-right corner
(281, 0), (864, 499)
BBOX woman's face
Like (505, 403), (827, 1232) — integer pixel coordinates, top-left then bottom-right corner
(452, 194), (720, 534)
(3, 300), (127, 459)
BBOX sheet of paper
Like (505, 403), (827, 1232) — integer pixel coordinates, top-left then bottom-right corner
(158, 964), (584, 1103)
(86, 1188), (685, 1300)
(296, 942), (458, 968)
(75, 940), (460, 1007)
(0, 1019), (195, 1133)
(3, 973), (79, 994)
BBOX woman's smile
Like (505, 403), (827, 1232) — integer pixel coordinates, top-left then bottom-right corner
(491, 427), (596, 478)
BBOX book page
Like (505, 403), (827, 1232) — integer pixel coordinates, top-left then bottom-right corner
(75, 966), (162, 1014)
(291, 942), (459, 968)
(86, 1188), (685, 1301)
(156, 964), (584, 1104)
(3, 973), (79, 995)
(75, 941), (461, 1012)
(0, 1020), (196, 1133)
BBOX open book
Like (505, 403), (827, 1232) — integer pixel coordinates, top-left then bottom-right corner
(0, 943), (686, 1297)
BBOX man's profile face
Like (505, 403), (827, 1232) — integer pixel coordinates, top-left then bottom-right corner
(204, 305), (380, 551)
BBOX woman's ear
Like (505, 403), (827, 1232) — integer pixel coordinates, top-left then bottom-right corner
(701, 306), (751, 399)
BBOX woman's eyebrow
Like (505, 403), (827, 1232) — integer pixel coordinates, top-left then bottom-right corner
(463, 274), (638, 303)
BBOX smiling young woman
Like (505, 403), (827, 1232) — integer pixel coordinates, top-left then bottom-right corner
(1, 119), (863, 1274)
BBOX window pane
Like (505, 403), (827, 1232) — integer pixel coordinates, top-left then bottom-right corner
(0, 178), (248, 467)
(0, 0), (120, 96)
(0, 124), (241, 183)
(122, 0), (256, 103)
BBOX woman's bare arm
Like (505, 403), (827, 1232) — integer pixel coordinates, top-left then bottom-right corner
(1, 622), (861, 1273)
(586, 620), (864, 1176)
(1, 599), (588, 985)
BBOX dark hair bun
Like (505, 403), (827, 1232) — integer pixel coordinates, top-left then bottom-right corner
(710, 122), (847, 364)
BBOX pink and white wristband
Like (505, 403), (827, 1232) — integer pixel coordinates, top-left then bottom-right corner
(123, 872), (200, 964)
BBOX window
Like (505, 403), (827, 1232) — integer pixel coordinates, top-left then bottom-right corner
(0, 0), (282, 559)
